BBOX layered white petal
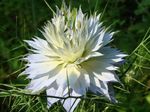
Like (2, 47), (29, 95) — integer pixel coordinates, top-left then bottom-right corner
(62, 90), (81, 112)
(73, 70), (90, 95)
(99, 47), (127, 63)
(67, 65), (81, 88)
(25, 38), (57, 56)
(26, 76), (48, 93)
(56, 68), (68, 88)
(24, 61), (61, 79)
(47, 86), (66, 108)
(24, 54), (51, 63)
(22, 5), (127, 112)
(47, 82), (59, 107)
(94, 72), (119, 82)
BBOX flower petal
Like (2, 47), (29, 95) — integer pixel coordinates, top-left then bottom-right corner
(46, 82), (58, 107)
(67, 65), (81, 88)
(62, 98), (80, 112)
(47, 85), (65, 108)
(56, 68), (67, 88)
(94, 71), (119, 82)
(24, 61), (61, 79)
(25, 38), (57, 56)
(73, 69), (90, 95)
(99, 47), (127, 63)
(62, 90), (81, 112)
(26, 76), (48, 93)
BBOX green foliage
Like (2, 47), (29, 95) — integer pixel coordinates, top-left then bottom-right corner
(0, 0), (150, 112)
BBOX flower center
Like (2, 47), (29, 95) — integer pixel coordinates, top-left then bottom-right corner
(60, 47), (84, 64)
(64, 51), (83, 63)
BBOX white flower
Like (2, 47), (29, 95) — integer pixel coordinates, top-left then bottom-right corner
(21, 5), (127, 112)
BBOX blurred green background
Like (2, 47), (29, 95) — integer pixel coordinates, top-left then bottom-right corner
(0, 0), (150, 112)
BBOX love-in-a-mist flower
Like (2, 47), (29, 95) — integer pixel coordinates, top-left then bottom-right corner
(21, 4), (126, 112)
